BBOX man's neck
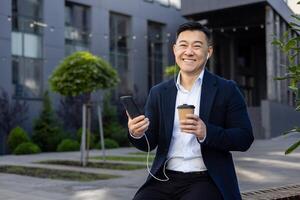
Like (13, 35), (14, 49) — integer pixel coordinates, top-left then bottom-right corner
(180, 68), (203, 91)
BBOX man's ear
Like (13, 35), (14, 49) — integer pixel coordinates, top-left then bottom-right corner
(173, 44), (177, 54)
(207, 46), (213, 59)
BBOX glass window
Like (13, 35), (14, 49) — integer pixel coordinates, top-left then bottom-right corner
(148, 21), (164, 90)
(11, 0), (43, 99)
(12, 57), (43, 98)
(12, 32), (22, 56)
(156, 0), (170, 7)
(64, 2), (90, 56)
(24, 33), (42, 58)
(110, 12), (131, 95)
(169, 0), (181, 9)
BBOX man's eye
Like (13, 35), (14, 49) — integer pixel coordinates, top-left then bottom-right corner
(193, 45), (201, 48)
(179, 44), (187, 47)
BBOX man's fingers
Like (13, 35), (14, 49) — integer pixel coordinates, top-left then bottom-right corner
(135, 121), (150, 133)
(131, 115), (146, 123)
(181, 125), (197, 131)
(128, 115), (145, 126)
(132, 118), (149, 130)
(185, 114), (201, 121)
(129, 118), (149, 135)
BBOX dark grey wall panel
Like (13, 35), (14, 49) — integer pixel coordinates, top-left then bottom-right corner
(262, 100), (300, 138)
(181, 0), (294, 23)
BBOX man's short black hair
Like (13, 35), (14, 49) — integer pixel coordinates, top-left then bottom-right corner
(176, 21), (212, 45)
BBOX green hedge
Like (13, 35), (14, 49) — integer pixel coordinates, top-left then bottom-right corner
(57, 139), (80, 152)
(95, 138), (119, 149)
(13, 142), (41, 155)
(76, 128), (97, 149)
(7, 126), (30, 152)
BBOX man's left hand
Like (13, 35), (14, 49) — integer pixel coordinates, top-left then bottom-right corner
(180, 114), (206, 140)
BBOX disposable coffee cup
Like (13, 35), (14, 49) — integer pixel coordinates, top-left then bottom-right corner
(177, 104), (195, 121)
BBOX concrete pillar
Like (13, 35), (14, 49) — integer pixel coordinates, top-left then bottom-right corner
(265, 5), (276, 101)
(280, 20), (288, 105)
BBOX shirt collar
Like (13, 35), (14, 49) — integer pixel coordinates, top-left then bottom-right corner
(176, 69), (204, 91)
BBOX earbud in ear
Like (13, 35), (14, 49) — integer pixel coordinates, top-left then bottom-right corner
(206, 54), (210, 60)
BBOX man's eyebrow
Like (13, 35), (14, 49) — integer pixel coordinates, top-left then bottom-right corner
(178, 40), (188, 43)
(193, 41), (204, 44)
(178, 40), (204, 44)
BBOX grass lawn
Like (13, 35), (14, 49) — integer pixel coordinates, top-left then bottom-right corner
(128, 152), (155, 156)
(38, 160), (146, 170)
(91, 155), (154, 163)
(0, 165), (119, 181)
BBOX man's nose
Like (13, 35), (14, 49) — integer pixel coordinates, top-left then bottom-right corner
(184, 46), (194, 55)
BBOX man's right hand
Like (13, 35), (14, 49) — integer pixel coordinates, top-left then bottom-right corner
(127, 113), (150, 138)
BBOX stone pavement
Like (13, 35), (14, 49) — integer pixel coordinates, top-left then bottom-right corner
(0, 134), (299, 200)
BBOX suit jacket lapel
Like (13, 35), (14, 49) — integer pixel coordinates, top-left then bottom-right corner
(162, 79), (177, 145)
(200, 70), (218, 123)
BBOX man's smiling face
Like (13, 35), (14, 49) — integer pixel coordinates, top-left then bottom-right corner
(173, 30), (212, 76)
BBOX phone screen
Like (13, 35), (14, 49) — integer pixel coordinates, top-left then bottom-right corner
(120, 96), (142, 119)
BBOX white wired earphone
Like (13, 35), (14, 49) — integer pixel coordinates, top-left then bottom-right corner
(144, 52), (210, 182)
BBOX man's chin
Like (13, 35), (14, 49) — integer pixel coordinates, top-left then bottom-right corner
(180, 67), (203, 74)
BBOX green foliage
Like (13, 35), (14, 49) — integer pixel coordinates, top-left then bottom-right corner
(95, 138), (119, 149)
(13, 142), (41, 155)
(102, 92), (128, 146)
(164, 65), (179, 78)
(57, 139), (80, 152)
(273, 11), (300, 154)
(32, 91), (64, 152)
(76, 128), (97, 149)
(104, 122), (127, 146)
(49, 51), (119, 97)
(7, 126), (30, 152)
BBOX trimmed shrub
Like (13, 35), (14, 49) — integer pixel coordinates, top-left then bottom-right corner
(104, 122), (128, 146)
(102, 92), (129, 146)
(13, 142), (41, 155)
(95, 138), (119, 149)
(57, 139), (80, 152)
(7, 126), (30, 152)
(32, 91), (64, 152)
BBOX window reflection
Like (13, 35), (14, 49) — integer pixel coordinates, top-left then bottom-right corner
(65, 2), (90, 56)
(11, 0), (43, 99)
(148, 21), (164, 90)
(110, 12), (131, 96)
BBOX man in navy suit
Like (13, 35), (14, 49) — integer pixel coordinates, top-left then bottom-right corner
(126, 21), (254, 200)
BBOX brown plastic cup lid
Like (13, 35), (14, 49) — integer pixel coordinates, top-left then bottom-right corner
(177, 104), (195, 109)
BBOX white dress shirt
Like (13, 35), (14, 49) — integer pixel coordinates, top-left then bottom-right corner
(166, 69), (207, 172)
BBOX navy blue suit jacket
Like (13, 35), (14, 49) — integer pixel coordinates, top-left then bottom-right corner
(129, 69), (254, 200)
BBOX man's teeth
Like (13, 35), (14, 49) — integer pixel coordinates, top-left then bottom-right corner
(183, 59), (195, 62)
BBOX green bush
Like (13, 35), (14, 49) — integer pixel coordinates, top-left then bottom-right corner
(164, 65), (179, 78)
(32, 91), (64, 152)
(102, 92), (129, 146)
(7, 126), (30, 152)
(104, 122), (128, 146)
(95, 138), (119, 149)
(57, 139), (80, 152)
(76, 128), (97, 149)
(13, 142), (41, 155)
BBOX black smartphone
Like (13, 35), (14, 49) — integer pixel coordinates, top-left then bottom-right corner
(120, 96), (142, 119)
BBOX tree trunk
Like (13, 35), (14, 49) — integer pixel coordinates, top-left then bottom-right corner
(97, 104), (106, 161)
(80, 93), (92, 167)
(80, 104), (87, 166)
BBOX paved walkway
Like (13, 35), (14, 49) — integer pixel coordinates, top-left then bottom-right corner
(0, 134), (299, 200)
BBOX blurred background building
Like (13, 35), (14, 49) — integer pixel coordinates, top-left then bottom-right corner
(181, 0), (300, 139)
(0, 0), (185, 154)
(0, 0), (300, 154)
